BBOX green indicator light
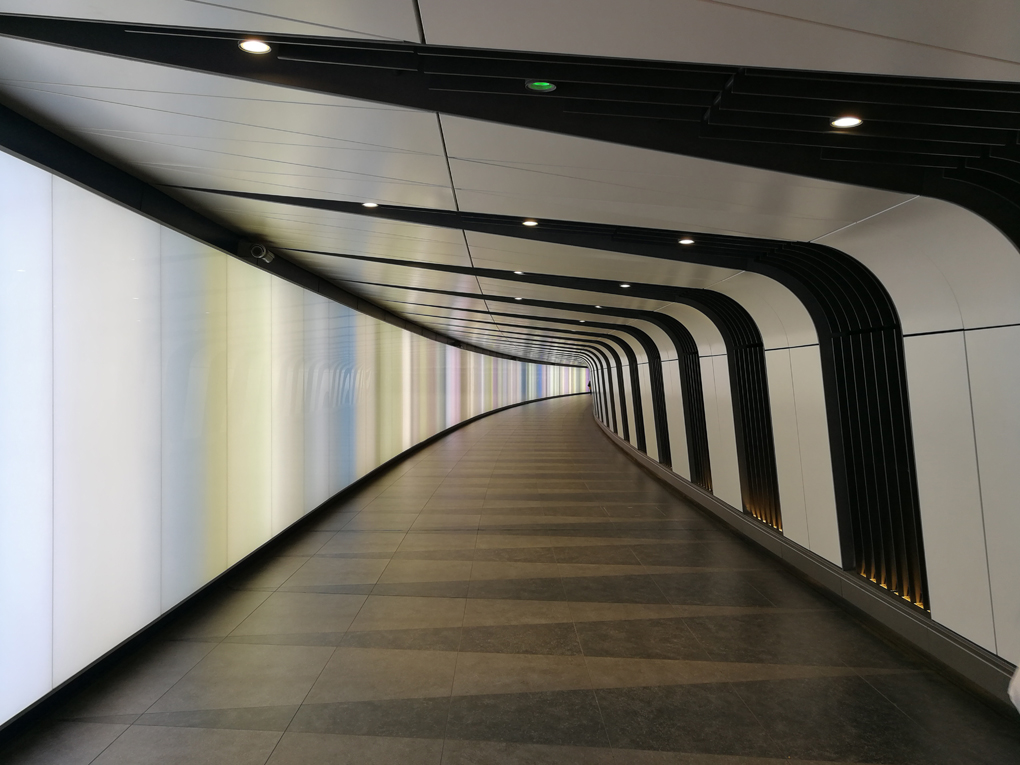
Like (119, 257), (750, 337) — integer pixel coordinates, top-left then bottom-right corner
(526, 80), (557, 92)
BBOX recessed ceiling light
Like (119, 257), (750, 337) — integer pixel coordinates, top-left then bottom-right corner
(514, 270), (524, 275)
(831, 116), (863, 128)
(362, 202), (378, 208)
(522, 220), (538, 227)
(526, 80), (557, 93)
(679, 237), (695, 245)
(238, 39), (272, 54)
(620, 284), (631, 288)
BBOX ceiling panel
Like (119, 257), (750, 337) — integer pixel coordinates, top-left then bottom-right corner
(3, 1), (421, 41)
(0, 37), (454, 208)
(418, 0), (1020, 81)
(442, 116), (911, 241)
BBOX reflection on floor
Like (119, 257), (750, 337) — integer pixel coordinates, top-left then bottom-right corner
(4, 395), (1019, 764)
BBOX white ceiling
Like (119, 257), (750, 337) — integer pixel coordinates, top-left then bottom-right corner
(419, 0), (1020, 81)
(0, 1), (1000, 363)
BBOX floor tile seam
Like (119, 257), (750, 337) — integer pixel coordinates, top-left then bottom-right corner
(273, 584), (383, 746)
(570, 578), (618, 753)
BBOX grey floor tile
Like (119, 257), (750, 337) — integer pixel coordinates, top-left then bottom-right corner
(167, 589), (272, 640)
(441, 739), (616, 764)
(574, 617), (712, 661)
(290, 697), (450, 739)
(596, 683), (778, 756)
(135, 705), (297, 731)
(306, 647), (457, 703)
(230, 591), (366, 636)
(446, 689), (610, 748)
(459, 622), (582, 655)
(0, 722), (128, 765)
(282, 556), (389, 587)
(268, 732), (444, 765)
(91, 724), (280, 765)
(147, 642), (334, 712)
(58, 641), (217, 718)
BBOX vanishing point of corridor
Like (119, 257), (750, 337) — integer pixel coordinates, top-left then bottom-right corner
(7, 396), (1019, 764)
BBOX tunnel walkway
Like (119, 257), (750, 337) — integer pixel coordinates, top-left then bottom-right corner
(5, 395), (1019, 764)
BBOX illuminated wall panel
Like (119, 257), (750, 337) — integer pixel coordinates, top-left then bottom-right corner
(302, 292), (332, 510)
(271, 278), (307, 534)
(0, 154), (53, 723)
(51, 179), (163, 684)
(0, 152), (586, 726)
(160, 229), (228, 607)
(225, 257), (273, 565)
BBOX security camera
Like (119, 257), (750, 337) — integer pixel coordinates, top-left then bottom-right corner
(249, 243), (274, 264)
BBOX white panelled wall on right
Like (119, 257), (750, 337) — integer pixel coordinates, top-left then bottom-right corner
(589, 196), (1020, 667)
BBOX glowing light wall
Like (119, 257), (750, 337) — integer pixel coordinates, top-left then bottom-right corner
(0, 151), (587, 726)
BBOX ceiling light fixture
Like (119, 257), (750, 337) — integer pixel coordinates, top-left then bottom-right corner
(831, 115), (863, 128)
(579, 320), (585, 323)
(679, 237), (695, 245)
(238, 39), (272, 54)
(595, 305), (602, 309)
(525, 80), (557, 93)
(515, 297), (523, 300)
(514, 270), (524, 275)
(620, 284), (631, 288)
(522, 220), (538, 227)
(362, 202), (378, 208)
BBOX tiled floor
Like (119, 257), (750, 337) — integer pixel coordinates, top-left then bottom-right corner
(5, 395), (1019, 764)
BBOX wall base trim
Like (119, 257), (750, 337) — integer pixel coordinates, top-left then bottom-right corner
(592, 412), (1018, 713)
(0, 391), (588, 742)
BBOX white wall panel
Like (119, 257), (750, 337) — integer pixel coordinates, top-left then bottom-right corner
(904, 333), (995, 650)
(271, 278), (307, 533)
(52, 179), (162, 683)
(765, 349), (809, 545)
(701, 356), (742, 508)
(302, 293), (332, 510)
(713, 272), (818, 349)
(659, 304), (726, 356)
(160, 229), (227, 607)
(225, 258), (272, 565)
(0, 154), (53, 722)
(819, 198), (1020, 334)
(965, 327), (1020, 663)
(661, 360), (689, 479)
(788, 346), (841, 565)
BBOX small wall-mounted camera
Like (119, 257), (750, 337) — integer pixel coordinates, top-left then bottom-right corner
(241, 241), (274, 264)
